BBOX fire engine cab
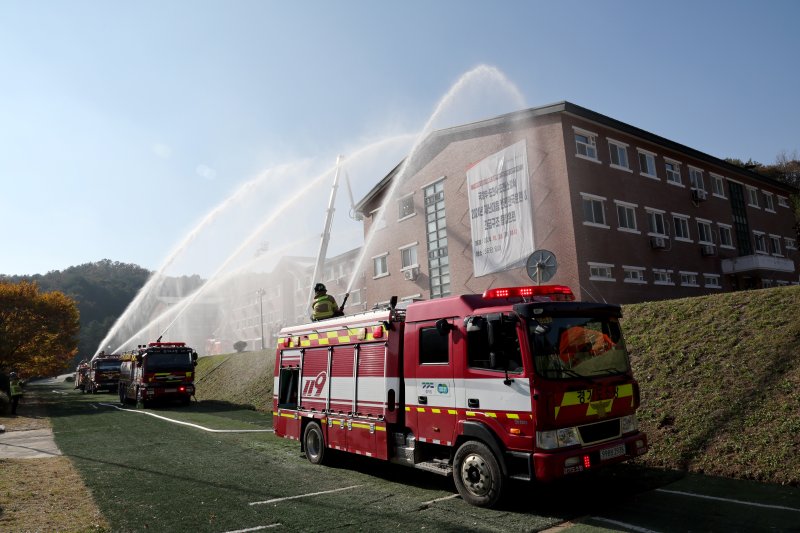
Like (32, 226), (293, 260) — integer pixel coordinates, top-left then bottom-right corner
(273, 285), (648, 507)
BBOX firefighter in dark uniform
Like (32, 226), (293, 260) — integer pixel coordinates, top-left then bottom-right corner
(311, 283), (339, 321)
(9, 372), (23, 415)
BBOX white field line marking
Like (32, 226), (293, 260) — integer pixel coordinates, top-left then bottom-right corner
(221, 524), (281, 533)
(52, 390), (68, 395)
(249, 485), (363, 505)
(97, 403), (274, 433)
(591, 517), (661, 533)
(421, 493), (460, 506)
(656, 488), (800, 513)
(90, 403), (98, 409)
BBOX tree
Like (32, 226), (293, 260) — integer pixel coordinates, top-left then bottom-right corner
(233, 340), (247, 353)
(0, 281), (80, 377)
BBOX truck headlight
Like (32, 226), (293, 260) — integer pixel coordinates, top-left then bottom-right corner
(621, 414), (638, 434)
(536, 427), (581, 449)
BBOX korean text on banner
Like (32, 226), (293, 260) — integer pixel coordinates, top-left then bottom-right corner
(466, 140), (535, 277)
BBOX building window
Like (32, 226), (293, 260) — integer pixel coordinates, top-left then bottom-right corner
(400, 243), (419, 268)
(697, 220), (714, 245)
(673, 215), (691, 241)
(718, 224), (734, 249)
(582, 194), (608, 227)
(424, 180), (450, 299)
(623, 266), (646, 284)
(747, 186), (760, 208)
(665, 160), (682, 185)
(786, 237), (797, 251)
(615, 202), (638, 232)
(688, 167), (705, 191)
(711, 174), (726, 198)
(778, 195), (790, 208)
(370, 208), (387, 230)
(763, 192), (775, 212)
(646, 209), (667, 236)
(588, 263), (615, 281)
(653, 269), (674, 285)
(728, 182), (753, 256)
(348, 289), (362, 305)
(638, 150), (657, 179)
(704, 274), (721, 288)
(372, 253), (389, 278)
(608, 140), (630, 170)
(769, 235), (782, 256)
(679, 272), (699, 287)
(398, 194), (415, 220)
(574, 129), (598, 160)
(753, 232), (767, 254)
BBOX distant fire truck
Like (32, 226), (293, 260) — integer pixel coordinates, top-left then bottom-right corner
(85, 353), (122, 394)
(74, 360), (90, 392)
(119, 342), (198, 406)
(273, 285), (648, 507)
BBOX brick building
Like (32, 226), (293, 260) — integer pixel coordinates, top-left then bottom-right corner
(354, 101), (798, 306)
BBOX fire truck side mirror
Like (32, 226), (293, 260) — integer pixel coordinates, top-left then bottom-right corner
(192, 351), (198, 366)
(465, 316), (486, 333)
(435, 318), (452, 336)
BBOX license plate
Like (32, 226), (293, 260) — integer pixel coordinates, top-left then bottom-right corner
(600, 443), (626, 461)
(165, 388), (177, 393)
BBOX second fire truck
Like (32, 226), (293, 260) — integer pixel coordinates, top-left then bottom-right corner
(273, 285), (648, 507)
(119, 342), (198, 406)
(85, 353), (122, 394)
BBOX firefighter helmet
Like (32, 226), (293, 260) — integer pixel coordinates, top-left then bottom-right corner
(314, 283), (327, 293)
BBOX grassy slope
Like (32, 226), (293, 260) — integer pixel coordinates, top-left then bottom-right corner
(623, 285), (800, 485)
(195, 286), (800, 485)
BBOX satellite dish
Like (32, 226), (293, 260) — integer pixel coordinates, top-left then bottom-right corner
(526, 250), (558, 284)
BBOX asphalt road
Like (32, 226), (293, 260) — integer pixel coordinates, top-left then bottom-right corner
(31, 383), (800, 532)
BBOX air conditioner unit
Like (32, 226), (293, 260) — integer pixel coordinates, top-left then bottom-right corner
(402, 267), (419, 281)
(700, 244), (716, 256)
(650, 236), (667, 249)
(692, 189), (708, 202)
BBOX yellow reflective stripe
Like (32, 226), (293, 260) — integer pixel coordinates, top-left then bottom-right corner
(466, 411), (477, 417)
(280, 413), (295, 418)
(405, 406), (411, 411)
(431, 408), (441, 414)
(375, 426), (386, 432)
(351, 422), (371, 430)
(448, 409), (458, 415)
(416, 407), (425, 413)
(506, 413), (520, 420)
(485, 412), (497, 418)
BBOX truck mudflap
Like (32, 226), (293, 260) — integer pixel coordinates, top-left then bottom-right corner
(533, 432), (648, 481)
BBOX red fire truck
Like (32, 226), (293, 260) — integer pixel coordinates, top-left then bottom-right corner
(273, 285), (648, 507)
(119, 342), (198, 406)
(85, 353), (122, 394)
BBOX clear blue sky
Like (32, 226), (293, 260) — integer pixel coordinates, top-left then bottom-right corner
(2, 0), (798, 276)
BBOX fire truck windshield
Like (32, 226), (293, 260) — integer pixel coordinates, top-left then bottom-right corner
(145, 351), (193, 371)
(528, 315), (631, 379)
(96, 361), (121, 371)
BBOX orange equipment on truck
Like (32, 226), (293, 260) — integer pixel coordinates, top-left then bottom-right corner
(86, 353), (122, 394)
(119, 342), (198, 406)
(273, 285), (648, 508)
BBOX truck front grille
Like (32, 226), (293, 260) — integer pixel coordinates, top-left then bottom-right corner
(578, 419), (620, 445)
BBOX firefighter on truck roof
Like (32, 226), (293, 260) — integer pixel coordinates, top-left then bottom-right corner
(311, 283), (339, 321)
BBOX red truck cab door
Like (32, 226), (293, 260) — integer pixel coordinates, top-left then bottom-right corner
(405, 319), (457, 446)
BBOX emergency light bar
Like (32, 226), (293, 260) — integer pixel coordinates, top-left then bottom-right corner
(482, 285), (575, 301)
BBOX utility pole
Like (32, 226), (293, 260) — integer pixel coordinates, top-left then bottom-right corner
(257, 288), (266, 351)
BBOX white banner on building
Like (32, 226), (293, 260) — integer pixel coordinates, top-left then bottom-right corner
(466, 140), (534, 277)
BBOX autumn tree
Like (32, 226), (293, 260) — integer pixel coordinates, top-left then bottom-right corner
(0, 281), (80, 377)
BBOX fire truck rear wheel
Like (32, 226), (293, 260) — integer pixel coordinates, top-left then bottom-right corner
(303, 422), (327, 465)
(453, 441), (504, 508)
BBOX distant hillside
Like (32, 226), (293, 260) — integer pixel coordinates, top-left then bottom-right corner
(194, 286), (800, 485)
(2, 260), (204, 370)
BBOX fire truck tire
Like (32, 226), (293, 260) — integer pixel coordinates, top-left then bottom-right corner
(453, 441), (504, 508)
(303, 422), (327, 465)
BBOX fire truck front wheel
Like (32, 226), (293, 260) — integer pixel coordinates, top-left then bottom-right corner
(453, 441), (504, 508)
(303, 422), (327, 465)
